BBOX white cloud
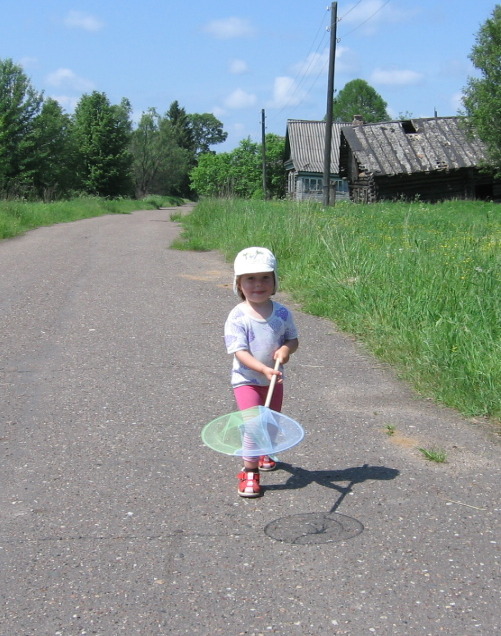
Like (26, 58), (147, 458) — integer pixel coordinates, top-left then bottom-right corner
(291, 45), (353, 77)
(224, 88), (257, 109)
(46, 68), (95, 92)
(202, 17), (254, 39)
(229, 59), (249, 75)
(63, 10), (104, 32)
(51, 95), (79, 112)
(370, 68), (424, 86)
(292, 50), (329, 77)
(267, 76), (306, 109)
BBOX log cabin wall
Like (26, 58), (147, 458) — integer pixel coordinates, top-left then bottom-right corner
(340, 117), (501, 202)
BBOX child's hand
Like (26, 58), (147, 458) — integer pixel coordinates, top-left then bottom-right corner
(262, 365), (283, 383)
(274, 346), (290, 364)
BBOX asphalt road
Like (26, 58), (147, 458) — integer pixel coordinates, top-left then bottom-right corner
(1, 205), (499, 635)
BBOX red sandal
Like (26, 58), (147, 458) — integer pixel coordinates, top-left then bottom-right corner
(237, 470), (261, 497)
(259, 455), (277, 471)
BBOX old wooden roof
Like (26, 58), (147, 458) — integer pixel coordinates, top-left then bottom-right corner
(284, 119), (344, 174)
(341, 116), (488, 176)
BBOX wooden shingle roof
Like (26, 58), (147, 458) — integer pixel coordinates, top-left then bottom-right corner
(285, 119), (345, 173)
(341, 116), (488, 177)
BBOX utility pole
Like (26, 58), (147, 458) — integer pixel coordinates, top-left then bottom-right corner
(322, 2), (338, 207)
(261, 108), (267, 200)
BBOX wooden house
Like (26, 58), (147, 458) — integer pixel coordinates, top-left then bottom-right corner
(339, 116), (500, 203)
(284, 119), (349, 201)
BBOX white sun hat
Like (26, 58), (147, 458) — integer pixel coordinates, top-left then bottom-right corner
(233, 247), (278, 294)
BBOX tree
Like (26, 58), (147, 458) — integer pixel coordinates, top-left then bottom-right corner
(332, 79), (390, 123)
(166, 100), (195, 154)
(189, 151), (232, 197)
(28, 98), (77, 200)
(462, 5), (501, 175)
(73, 91), (133, 197)
(187, 113), (228, 157)
(130, 108), (191, 197)
(189, 138), (260, 198)
(165, 100), (196, 197)
(0, 58), (43, 196)
(130, 108), (164, 197)
(263, 133), (286, 199)
(190, 135), (286, 199)
(228, 138), (262, 197)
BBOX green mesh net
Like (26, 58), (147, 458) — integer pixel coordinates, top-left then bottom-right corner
(201, 405), (304, 456)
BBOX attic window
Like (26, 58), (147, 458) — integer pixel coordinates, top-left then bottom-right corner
(402, 120), (418, 134)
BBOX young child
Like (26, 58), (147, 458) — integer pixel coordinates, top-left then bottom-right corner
(224, 247), (299, 497)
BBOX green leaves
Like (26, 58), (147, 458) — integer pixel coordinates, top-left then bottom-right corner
(332, 79), (390, 123)
(189, 134), (286, 199)
(0, 58), (43, 195)
(130, 108), (191, 198)
(72, 92), (133, 197)
(187, 113), (228, 157)
(463, 6), (501, 176)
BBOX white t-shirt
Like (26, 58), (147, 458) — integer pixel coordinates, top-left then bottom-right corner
(224, 301), (298, 388)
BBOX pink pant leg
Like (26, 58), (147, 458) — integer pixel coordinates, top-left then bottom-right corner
(233, 383), (283, 412)
(234, 384), (284, 462)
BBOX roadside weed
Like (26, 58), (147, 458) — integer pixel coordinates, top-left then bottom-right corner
(418, 447), (448, 463)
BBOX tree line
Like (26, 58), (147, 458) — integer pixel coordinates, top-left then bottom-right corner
(0, 58), (230, 200)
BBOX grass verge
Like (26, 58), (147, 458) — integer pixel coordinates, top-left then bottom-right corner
(0, 195), (184, 241)
(173, 198), (500, 423)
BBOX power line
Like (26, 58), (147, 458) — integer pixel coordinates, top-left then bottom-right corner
(265, 7), (330, 127)
(266, 1), (394, 132)
(338, 0), (365, 21)
(338, 0), (392, 40)
(285, 0), (395, 117)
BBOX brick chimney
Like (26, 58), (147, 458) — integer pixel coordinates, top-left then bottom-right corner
(352, 115), (364, 125)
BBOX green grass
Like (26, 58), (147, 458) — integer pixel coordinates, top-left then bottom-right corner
(173, 198), (501, 423)
(0, 195), (183, 240)
(418, 447), (448, 463)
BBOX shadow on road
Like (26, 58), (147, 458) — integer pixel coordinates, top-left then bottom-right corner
(265, 463), (400, 513)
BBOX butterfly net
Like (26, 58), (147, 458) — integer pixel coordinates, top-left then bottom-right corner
(201, 405), (304, 456)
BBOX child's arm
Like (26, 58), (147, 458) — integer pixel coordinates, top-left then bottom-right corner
(274, 338), (299, 364)
(234, 338), (299, 382)
(234, 350), (282, 383)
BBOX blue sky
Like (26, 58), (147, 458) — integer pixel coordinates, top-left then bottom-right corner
(1, 1), (497, 151)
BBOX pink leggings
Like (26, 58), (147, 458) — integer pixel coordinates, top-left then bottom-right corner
(234, 384), (284, 462)
(234, 383), (283, 412)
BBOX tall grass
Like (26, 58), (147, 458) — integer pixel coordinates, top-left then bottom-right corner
(0, 195), (182, 240)
(173, 198), (500, 422)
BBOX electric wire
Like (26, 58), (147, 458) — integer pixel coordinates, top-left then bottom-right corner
(265, 7), (330, 129)
(338, 0), (392, 39)
(266, 1), (394, 134)
(338, 0), (365, 21)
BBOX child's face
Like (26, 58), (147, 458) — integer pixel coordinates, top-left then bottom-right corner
(238, 272), (275, 303)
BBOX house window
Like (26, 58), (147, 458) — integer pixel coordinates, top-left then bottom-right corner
(333, 179), (348, 193)
(303, 177), (323, 193)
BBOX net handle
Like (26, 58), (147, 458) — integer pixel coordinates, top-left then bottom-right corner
(265, 358), (281, 408)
